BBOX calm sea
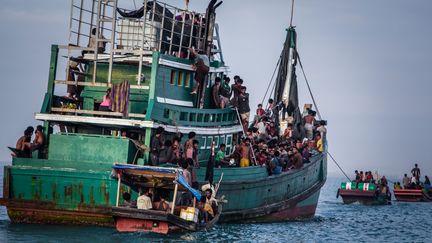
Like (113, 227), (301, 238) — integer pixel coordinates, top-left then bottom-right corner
(0, 166), (430, 242)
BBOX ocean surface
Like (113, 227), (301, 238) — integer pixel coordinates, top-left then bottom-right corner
(0, 166), (431, 242)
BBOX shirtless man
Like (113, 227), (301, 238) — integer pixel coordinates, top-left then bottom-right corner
(304, 110), (316, 140)
(13, 127), (33, 158)
(32, 125), (44, 150)
(184, 132), (196, 160)
(239, 138), (251, 167)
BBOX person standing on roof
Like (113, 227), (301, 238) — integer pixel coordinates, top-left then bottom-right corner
(189, 47), (209, 95)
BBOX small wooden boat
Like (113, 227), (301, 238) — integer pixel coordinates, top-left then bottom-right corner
(111, 164), (222, 234)
(393, 189), (432, 202)
(337, 182), (391, 205)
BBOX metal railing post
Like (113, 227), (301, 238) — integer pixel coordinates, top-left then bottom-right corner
(138, 0), (148, 86)
(168, 7), (177, 55)
(158, 3), (166, 51)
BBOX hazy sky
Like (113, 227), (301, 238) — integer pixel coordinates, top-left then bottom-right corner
(1, 0), (431, 178)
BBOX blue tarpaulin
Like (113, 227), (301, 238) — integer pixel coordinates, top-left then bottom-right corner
(176, 174), (202, 201)
(112, 164), (178, 174)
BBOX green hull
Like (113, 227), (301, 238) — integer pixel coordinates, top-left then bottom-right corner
(2, 152), (326, 225)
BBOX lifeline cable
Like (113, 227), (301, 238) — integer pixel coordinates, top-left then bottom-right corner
(297, 53), (322, 121)
(297, 52), (353, 181)
(327, 152), (351, 182)
(261, 56), (282, 106)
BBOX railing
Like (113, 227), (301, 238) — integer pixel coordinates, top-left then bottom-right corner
(65, 0), (210, 86)
(151, 103), (238, 127)
(68, 0), (207, 56)
(116, 0), (207, 57)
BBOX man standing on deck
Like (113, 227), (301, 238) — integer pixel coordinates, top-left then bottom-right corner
(150, 127), (165, 166)
(402, 173), (410, 189)
(411, 164), (421, 182)
(238, 86), (250, 133)
(189, 47), (210, 95)
(211, 77), (222, 108)
(219, 76), (231, 108)
(239, 138), (251, 167)
(304, 110), (316, 140)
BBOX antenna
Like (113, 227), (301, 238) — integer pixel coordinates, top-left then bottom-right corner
(289, 0), (295, 27)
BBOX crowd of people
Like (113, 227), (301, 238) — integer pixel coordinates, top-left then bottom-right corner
(150, 94), (326, 182)
(10, 125), (45, 159)
(122, 186), (218, 223)
(352, 170), (390, 195)
(396, 164), (431, 191)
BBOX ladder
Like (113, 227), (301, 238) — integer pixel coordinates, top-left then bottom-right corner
(212, 23), (224, 64)
(93, 0), (118, 84)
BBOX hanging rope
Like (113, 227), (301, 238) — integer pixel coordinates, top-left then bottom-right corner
(261, 56), (282, 106)
(297, 53), (322, 121)
(327, 152), (351, 182)
(297, 51), (355, 182)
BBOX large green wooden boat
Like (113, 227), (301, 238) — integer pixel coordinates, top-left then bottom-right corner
(1, 0), (326, 225)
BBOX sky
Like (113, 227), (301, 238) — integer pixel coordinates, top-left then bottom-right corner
(0, 0), (431, 178)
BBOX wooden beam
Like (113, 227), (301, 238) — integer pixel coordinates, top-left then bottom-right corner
(51, 107), (123, 117)
(54, 80), (150, 90)
(51, 107), (146, 119)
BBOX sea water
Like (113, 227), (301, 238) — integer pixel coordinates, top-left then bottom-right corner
(0, 166), (431, 242)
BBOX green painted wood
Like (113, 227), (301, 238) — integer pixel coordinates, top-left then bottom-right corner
(85, 62), (151, 85)
(47, 134), (137, 164)
(81, 88), (148, 115)
(145, 52), (160, 121)
(12, 158), (114, 172)
(47, 45), (59, 102)
(6, 153), (326, 222)
(8, 166), (128, 210)
(151, 103), (238, 127)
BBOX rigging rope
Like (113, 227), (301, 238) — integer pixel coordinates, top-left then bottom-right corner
(297, 53), (322, 121)
(297, 52), (353, 181)
(261, 56), (282, 106)
(327, 152), (351, 182)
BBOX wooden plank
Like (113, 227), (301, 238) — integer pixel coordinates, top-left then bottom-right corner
(54, 80), (150, 90)
(51, 107), (123, 117)
(51, 107), (146, 119)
